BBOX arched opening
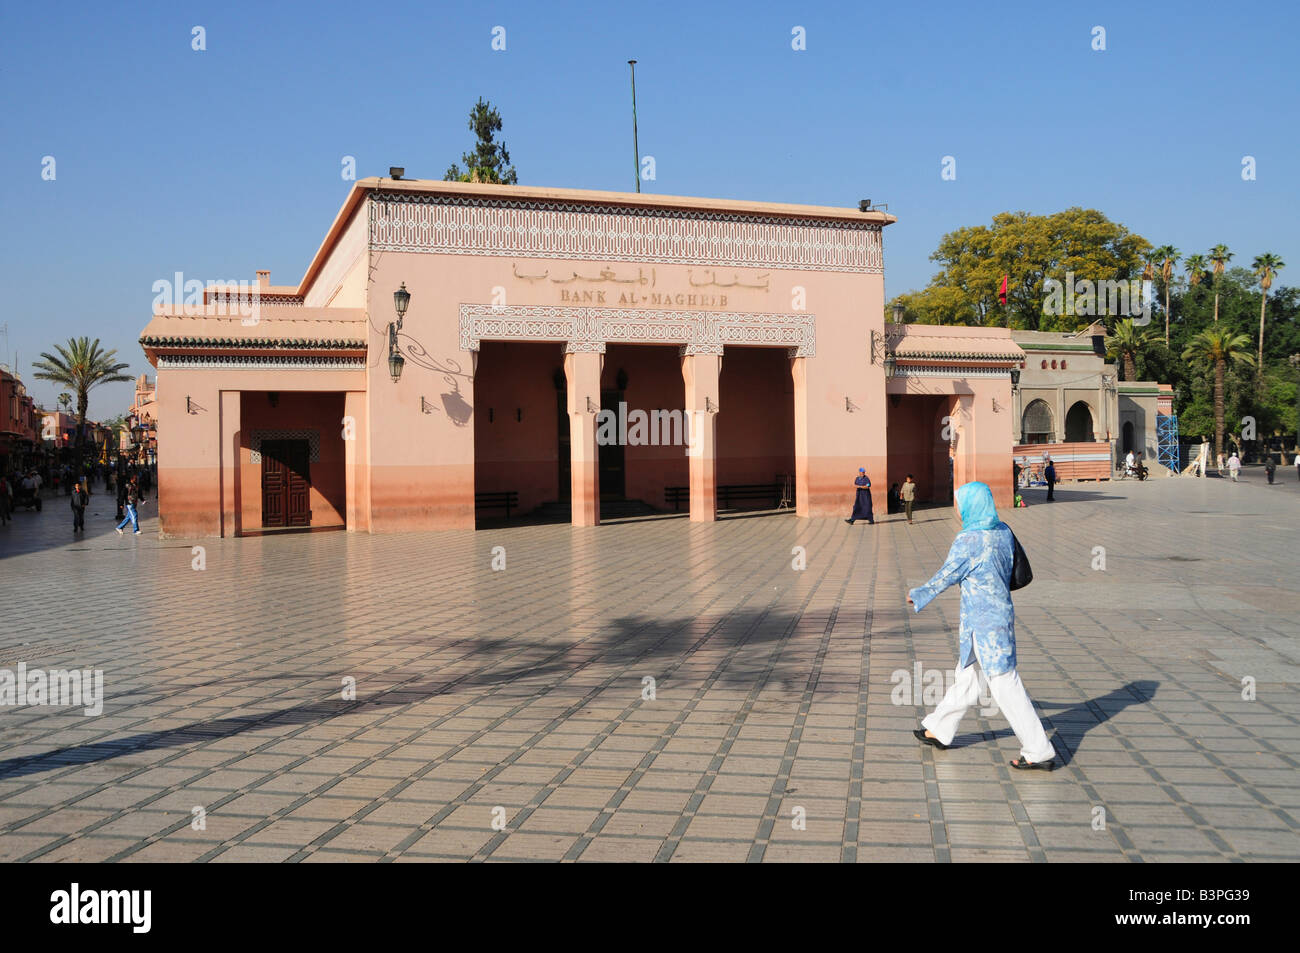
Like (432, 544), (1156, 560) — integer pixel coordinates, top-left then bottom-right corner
(1122, 421), (1135, 454)
(1021, 399), (1054, 444)
(1065, 401), (1094, 443)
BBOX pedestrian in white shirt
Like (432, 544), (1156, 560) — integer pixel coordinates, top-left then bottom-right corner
(1228, 453), (1241, 482)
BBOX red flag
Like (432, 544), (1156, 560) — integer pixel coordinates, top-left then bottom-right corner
(998, 274), (1008, 306)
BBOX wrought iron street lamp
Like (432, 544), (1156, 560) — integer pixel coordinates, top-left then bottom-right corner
(389, 283), (410, 383)
(882, 351), (897, 380)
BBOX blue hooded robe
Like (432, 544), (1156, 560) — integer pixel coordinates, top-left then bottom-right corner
(907, 481), (1017, 676)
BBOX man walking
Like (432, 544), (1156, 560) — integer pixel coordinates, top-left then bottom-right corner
(1228, 452), (1241, 482)
(902, 473), (917, 525)
(71, 479), (89, 533)
(845, 468), (874, 525)
(1045, 458), (1057, 501)
(115, 476), (142, 535)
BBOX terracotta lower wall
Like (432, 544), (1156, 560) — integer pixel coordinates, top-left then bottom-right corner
(369, 462), (475, 530)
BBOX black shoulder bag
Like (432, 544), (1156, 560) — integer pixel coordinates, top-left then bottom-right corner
(1009, 531), (1033, 591)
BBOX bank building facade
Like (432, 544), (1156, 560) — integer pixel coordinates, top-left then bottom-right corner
(139, 177), (1023, 537)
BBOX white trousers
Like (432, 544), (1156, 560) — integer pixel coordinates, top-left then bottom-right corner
(922, 661), (1056, 763)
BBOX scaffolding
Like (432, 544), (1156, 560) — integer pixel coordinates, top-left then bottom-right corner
(1156, 413), (1181, 474)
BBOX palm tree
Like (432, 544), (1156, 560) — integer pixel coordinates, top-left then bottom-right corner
(1251, 253), (1285, 373)
(32, 338), (132, 474)
(1184, 253), (1208, 290)
(1182, 328), (1255, 458)
(1208, 244), (1233, 322)
(1151, 245), (1179, 344)
(57, 392), (72, 412)
(1106, 318), (1153, 381)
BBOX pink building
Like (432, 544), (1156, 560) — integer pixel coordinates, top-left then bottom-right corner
(139, 178), (1023, 537)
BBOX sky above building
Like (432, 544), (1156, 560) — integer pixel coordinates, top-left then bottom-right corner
(1, 0), (1295, 414)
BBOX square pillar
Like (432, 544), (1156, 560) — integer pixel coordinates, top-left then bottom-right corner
(219, 390), (240, 537)
(344, 390), (370, 532)
(791, 356), (809, 517)
(565, 348), (603, 526)
(682, 350), (721, 522)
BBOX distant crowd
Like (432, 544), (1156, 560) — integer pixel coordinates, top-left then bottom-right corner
(0, 460), (155, 529)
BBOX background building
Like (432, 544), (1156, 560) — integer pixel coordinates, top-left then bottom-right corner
(1011, 322), (1176, 479)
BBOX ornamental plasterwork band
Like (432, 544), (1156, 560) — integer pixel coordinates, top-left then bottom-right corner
(371, 192), (883, 273)
(892, 365), (1015, 378)
(157, 355), (365, 370)
(459, 304), (816, 358)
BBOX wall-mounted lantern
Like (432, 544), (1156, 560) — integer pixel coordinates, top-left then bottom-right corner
(882, 351), (897, 380)
(892, 303), (904, 324)
(389, 283), (410, 383)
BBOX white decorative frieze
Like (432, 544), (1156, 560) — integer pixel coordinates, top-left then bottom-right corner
(157, 355), (365, 370)
(371, 192), (882, 273)
(894, 364), (1013, 378)
(459, 304), (816, 357)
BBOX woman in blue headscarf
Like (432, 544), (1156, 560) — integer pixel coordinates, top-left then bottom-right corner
(906, 481), (1056, 770)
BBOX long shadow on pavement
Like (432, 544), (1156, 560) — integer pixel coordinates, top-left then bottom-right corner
(950, 679), (1158, 765)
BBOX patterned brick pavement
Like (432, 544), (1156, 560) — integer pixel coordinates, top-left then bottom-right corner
(1, 470), (1297, 862)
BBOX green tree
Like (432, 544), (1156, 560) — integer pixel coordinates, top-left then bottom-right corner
(444, 98), (518, 185)
(1251, 253), (1285, 375)
(1107, 318), (1154, 381)
(31, 338), (132, 474)
(895, 208), (1151, 331)
(1184, 253), (1207, 290)
(57, 392), (72, 411)
(1182, 327), (1255, 457)
(1208, 244), (1233, 323)
(1151, 245), (1179, 344)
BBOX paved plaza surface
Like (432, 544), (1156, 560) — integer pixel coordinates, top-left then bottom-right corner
(1, 470), (1297, 863)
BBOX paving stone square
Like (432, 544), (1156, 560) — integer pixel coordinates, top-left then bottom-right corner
(1, 473), (1297, 862)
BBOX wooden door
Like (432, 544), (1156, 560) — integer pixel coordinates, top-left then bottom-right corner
(261, 440), (311, 528)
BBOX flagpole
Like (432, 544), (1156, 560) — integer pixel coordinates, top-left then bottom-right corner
(629, 60), (640, 193)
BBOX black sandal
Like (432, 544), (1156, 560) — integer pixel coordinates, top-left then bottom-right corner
(913, 728), (949, 750)
(1009, 756), (1055, 771)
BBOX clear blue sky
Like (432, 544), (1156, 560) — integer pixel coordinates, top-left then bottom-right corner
(2, 0), (1295, 415)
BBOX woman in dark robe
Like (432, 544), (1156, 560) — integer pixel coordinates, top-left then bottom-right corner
(845, 468), (874, 525)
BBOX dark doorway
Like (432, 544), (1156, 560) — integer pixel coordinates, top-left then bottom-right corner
(1122, 421), (1135, 454)
(1065, 402), (1094, 442)
(261, 439), (311, 528)
(599, 389), (626, 499)
(555, 381), (571, 503)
